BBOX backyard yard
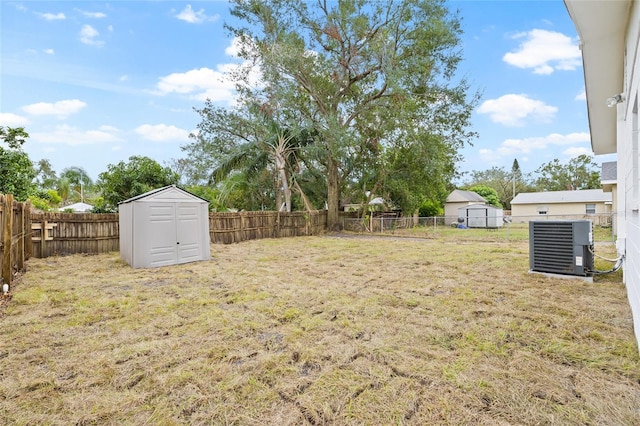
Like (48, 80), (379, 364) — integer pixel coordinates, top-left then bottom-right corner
(1, 233), (639, 425)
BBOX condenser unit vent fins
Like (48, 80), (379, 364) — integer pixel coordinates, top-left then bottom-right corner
(529, 220), (593, 277)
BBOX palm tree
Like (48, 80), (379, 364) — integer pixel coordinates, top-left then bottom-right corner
(210, 106), (315, 212)
(59, 166), (93, 203)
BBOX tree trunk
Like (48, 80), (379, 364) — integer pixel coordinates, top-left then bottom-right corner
(275, 151), (291, 212)
(327, 157), (340, 231)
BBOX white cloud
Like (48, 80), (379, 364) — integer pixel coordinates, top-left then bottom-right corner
(175, 4), (219, 24)
(135, 124), (190, 142)
(225, 37), (242, 57)
(154, 38), (263, 103)
(0, 113), (30, 126)
(79, 25), (104, 47)
(477, 94), (557, 127)
(563, 146), (592, 157)
(119, 75), (129, 82)
(76, 9), (107, 19)
(503, 29), (581, 75)
(22, 99), (87, 117)
(155, 67), (236, 103)
(30, 124), (122, 145)
(479, 132), (590, 163)
(108, 25), (113, 32)
(44, 48), (55, 55)
(575, 90), (586, 101)
(37, 12), (66, 21)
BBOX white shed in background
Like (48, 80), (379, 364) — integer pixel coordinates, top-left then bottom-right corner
(458, 204), (504, 228)
(118, 185), (211, 268)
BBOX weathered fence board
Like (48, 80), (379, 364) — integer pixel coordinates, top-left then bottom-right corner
(208, 210), (327, 244)
(30, 213), (119, 258)
(1, 194), (31, 290)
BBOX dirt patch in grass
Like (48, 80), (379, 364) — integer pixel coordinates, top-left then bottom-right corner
(1, 235), (638, 425)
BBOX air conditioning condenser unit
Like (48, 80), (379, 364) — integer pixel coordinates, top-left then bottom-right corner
(529, 220), (594, 277)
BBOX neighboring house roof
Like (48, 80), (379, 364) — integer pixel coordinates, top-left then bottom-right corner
(446, 189), (486, 203)
(601, 161), (617, 182)
(511, 189), (612, 205)
(64, 202), (94, 212)
(601, 161), (617, 192)
(564, 0), (631, 155)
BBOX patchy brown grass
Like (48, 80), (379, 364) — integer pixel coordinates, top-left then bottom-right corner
(1, 234), (638, 425)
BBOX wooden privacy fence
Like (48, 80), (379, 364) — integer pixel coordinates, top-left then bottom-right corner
(209, 210), (327, 244)
(30, 212), (119, 258)
(22, 209), (327, 259)
(1, 194), (32, 290)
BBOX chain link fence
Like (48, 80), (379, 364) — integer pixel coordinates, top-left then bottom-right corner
(340, 213), (616, 243)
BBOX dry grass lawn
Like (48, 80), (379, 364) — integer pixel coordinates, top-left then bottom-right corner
(1, 233), (639, 425)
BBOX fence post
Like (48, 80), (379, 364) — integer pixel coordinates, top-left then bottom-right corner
(2, 194), (14, 289)
(16, 201), (24, 272)
(24, 201), (32, 260)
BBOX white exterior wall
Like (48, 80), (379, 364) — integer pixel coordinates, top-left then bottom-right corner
(621, 1), (640, 346)
(118, 202), (134, 266)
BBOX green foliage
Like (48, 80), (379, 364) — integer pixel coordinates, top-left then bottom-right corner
(419, 199), (443, 217)
(382, 134), (456, 215)
(184, 185), (224, 211)
(535, 155), (600, 191)
(27, 189), (62, 211)
(96, 156), (180, 211)
(468, 185), (502, 207)
(89, 197), (111, 213)
(46, 189), (62, 206)
(0, 126), (36, 200)
(28, 196), (52, 212)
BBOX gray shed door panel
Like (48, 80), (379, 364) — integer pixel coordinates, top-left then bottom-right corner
(467, 209), (488, 228)
(176, 204), (201, 264)
(148, 204), (178, 267)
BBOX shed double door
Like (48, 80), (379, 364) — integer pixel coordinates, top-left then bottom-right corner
(146, 203), (202, 267)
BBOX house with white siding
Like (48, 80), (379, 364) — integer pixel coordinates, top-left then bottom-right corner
(565, 0), (639, 349)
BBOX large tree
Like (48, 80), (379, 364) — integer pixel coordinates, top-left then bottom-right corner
(0, 126), (36, 201)
(200, 0), (477, 229)
(463, 163), (533, 209)
(96, 156), (180, 211)
(535, 155), (600, 191)
(34, 159), (58, 190)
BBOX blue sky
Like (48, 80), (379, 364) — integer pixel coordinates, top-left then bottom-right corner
(0, 0), (615, 183)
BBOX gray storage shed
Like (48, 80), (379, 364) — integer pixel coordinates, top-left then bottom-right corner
(119, 185), (211, 268)
(458, 204), (504, 228)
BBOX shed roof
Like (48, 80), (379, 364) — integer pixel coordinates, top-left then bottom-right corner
(119, 185), (209, 204)
(511, 189), (612, 205)
(446, 189), (486, 203)
(458, 204), (502, 211)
